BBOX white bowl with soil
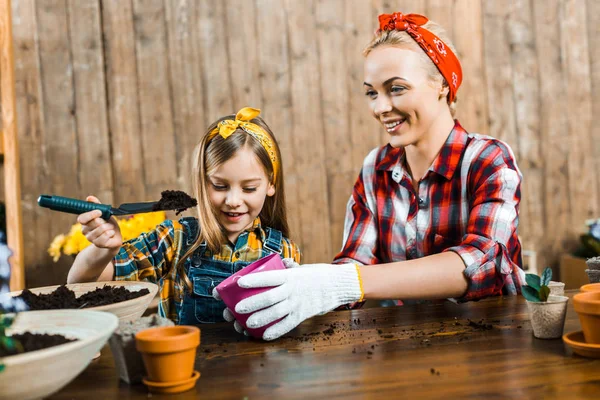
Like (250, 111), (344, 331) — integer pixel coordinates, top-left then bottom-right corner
(9, 281), (159, 322)
(0, 309), (118, 400)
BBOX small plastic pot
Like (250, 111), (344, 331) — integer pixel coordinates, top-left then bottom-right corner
(215, 253), (285, 338)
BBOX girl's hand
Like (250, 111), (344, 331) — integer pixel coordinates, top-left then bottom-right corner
(77, 196), (123, 252)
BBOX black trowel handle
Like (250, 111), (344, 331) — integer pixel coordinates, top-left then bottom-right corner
(37, 195), (113, 220)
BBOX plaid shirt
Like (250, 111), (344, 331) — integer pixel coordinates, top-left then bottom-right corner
(334, 121), (525, 301)
(113, 217), (301, 323)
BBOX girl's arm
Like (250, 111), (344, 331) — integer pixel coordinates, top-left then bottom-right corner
(67, 196), (122, 283)
(67, 245), (116, 283)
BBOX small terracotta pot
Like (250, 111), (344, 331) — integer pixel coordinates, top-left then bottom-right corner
(135, 325), (200, 382)
(573, 291), (600, 344)
(580, 283), (600, 293)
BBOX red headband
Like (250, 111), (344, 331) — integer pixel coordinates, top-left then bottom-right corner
(378, 12), (462, 103)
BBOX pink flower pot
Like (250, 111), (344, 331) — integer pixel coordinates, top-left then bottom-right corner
(215, 253), (285, 339)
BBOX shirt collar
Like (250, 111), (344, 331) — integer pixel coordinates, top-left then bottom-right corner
(248, 217), (266, 241)
(375, 120), (468, 181)
(429, 120), (468, 180)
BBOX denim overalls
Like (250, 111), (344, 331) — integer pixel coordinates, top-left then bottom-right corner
(177, 217), (283, 325)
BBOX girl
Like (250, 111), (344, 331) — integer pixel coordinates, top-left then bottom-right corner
(221, 12), (526, 340)
(67, 107), (301, 325)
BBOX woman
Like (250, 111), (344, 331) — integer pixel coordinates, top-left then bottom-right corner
(215, 12), (525, 341)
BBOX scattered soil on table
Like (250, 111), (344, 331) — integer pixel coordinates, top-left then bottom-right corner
(466, 319), (493, 331)
(13, 285), (150, 310)
(322, 326), (335, 336)
(152, 190), (197, 215)
(0, 332), (76, 357)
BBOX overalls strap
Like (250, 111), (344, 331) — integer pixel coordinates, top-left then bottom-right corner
(263, 227), (283, 254)
(179, 217), (202, 248)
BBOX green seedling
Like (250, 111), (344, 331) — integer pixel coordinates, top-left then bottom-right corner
(522, 267), (552, 302)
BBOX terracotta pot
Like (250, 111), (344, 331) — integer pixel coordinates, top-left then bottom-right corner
(526, 295), (569, 339)
(580, 283), (600, 293)
(135, 325), (200, 383)
(573, 291), (600, 344)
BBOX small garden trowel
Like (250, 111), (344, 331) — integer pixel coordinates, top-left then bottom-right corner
(37, 195), (160, 220)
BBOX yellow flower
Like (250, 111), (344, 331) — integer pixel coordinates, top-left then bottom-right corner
(47, 211), (168, 262)
(47, 234), (66, 262)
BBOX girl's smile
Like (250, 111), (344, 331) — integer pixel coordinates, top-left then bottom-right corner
(222, 211), (247, 223)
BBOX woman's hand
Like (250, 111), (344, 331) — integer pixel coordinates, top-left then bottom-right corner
(212, 259), (324, 337)
(77, 195), (123, 253)
(234, 261), (363, 341)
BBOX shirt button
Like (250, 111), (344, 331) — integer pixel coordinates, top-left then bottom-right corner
(418, 197), (426, 208)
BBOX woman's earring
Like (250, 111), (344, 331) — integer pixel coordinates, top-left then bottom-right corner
(439, 86), (449, 100)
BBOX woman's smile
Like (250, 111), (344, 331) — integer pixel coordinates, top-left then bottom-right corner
(383, 118), (406, 133)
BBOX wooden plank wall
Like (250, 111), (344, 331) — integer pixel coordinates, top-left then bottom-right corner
(0, 0), (598, 288)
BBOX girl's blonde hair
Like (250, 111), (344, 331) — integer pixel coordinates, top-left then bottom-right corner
(363, 20), (459, 117)
(176, 114), (289, 289)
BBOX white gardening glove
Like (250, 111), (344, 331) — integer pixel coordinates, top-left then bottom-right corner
(211, 258), (303, 336)
(234, 262), (364, 341)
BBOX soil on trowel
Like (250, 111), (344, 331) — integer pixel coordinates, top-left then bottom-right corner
(13, 285), (150, 311)
(152, 190), (197, 215)
(0, 332), (76, 357)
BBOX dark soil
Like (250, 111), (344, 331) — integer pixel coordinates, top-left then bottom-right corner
(152, 190), (197, 215)
(11, 285), (150, 311)
(466, 319), (493, 330)
(0, 332), (76, 357)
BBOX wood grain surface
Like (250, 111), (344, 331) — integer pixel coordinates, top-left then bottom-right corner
(50, 290), (600, 399)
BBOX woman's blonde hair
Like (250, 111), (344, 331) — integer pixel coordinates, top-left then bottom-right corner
(363, 20), (459, 116)
(176, 114), (289, 289)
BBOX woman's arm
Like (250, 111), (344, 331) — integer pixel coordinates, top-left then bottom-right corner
(360, 252), (468, 300)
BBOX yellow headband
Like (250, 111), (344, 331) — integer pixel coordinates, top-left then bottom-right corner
(208, 107), (279, 184)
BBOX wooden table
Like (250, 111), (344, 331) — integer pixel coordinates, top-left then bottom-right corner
(50, 291), (600, 399)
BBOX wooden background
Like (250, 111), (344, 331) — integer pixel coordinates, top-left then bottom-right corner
(0, 0), (598, 288)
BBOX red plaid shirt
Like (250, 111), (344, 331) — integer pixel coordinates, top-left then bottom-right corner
(334, 121), (525, 301)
